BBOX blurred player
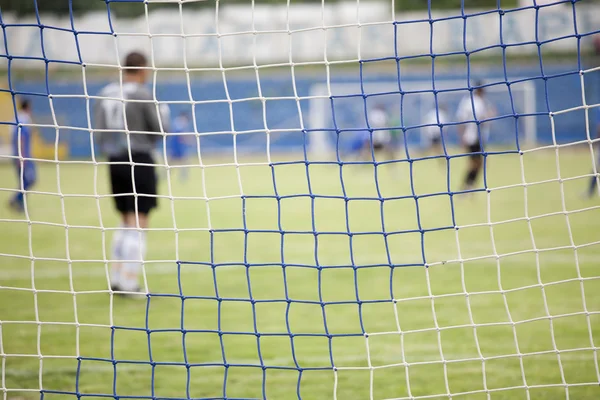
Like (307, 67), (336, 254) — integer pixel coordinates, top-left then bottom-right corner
(346, 104), (395, 162)
(166, 111), (191, 181)
(456, 81), (495, 191)
(366, 104), (395, 160)
(422, 104), (449, 162)
(586, 107), (600, 198)
(94, 51), (166, 295)
(8, 98), (35, 213)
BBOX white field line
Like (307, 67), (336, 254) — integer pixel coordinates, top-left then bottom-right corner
(1, 252), (600, 281)
(3, 351), (599, 379)
(0, 262), (176, 281)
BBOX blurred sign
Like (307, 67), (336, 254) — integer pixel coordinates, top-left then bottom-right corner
(0, 1), (596, 68)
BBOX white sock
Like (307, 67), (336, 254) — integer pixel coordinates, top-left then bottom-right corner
(110, 226), (125, 288)
(120, 230), (146, 292)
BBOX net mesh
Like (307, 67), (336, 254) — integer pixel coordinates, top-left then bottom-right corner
(1, 0), (600, 399)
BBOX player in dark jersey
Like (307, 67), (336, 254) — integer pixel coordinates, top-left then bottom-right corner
(94, 51), (167, 295)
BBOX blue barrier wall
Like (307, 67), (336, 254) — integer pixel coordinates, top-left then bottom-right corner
(12, 64), (600, 159)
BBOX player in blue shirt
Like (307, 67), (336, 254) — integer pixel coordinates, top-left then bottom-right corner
(9, 99), (35, 213)
(166, 111), (191, 181)
(587, 108), (600, 198)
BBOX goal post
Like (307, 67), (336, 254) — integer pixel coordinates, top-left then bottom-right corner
(1, 0), (600, 399)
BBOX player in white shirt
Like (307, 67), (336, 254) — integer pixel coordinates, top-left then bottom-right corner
(359, 104), (395, 161)
(456, 82), (495, 190)
(422, 104), (449, 161)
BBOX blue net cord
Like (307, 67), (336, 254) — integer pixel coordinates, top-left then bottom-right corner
(0, 0), (596, 399)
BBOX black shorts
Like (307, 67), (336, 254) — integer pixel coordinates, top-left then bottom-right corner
(467, 142), (482, 160)
(108, 152), (157, 215)
(372, 139), (392, 151)
(431, 136), (441, 146)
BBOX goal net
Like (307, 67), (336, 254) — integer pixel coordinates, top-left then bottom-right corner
(1, 0), (600, 399)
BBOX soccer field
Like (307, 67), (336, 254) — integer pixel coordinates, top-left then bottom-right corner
(1, 148), (599, 399)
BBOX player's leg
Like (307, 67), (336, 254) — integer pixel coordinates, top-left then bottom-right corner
(10, 161), (36, 212)
(118, 211), (148, 294)
(429, 136), (441, 155)
(119, 153), (157, 294)
(372, 142), (385, 161)
(9, 162), (24, 211)
(373, 135), (397, 172)
(344, 131), (371, 162)
(370, 130), (390, 163)
(587, 152), (600, 198)
(462, 142), (483, 191)
(588, 174), (598, 197)
(367, 141), (392, 165)
(363, 133), (393, 164)
(22, 162), (36, 206)
(431, 137), (445, 167)
(108, 157), (131, 291)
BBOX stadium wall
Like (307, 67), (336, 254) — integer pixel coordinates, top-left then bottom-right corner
(1, 1), (598, 158)
(10, 65), (600, 159)
(0, 2), (598, 68)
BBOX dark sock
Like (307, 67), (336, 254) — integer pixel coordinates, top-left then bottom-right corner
(11, 192), (24, 207)
(464, 168), (479, 187)
(589, 173), (598, 197)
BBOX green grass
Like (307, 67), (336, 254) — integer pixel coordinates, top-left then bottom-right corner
(1, 147), (600, 400)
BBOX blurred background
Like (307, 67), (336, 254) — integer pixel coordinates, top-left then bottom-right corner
(0, 0), (598, 160)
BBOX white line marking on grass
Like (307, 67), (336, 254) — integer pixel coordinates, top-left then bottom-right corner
(0, 263), (179, 281)
(1, 251), (600, 281)
(3, 351), (598, 379)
